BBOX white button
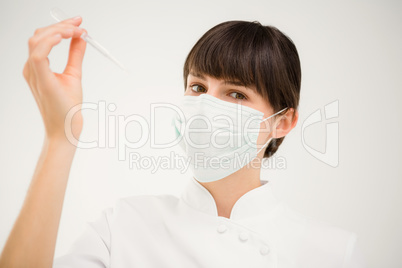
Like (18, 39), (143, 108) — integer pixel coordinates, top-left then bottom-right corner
(260, 245), (270, 255)
(217, 224), (227, 233)
(238, 232), (249, 242)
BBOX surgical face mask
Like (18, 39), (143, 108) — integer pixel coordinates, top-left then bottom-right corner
(173, 94), (288, 183)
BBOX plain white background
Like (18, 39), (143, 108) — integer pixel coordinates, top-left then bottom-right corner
(0, 0), (401, 267)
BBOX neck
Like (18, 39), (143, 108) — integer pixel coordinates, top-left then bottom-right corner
(198, 158), (263, 218)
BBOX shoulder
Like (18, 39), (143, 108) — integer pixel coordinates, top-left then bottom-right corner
(276, 202), (356, 237)
(102, 194), (180, 221)
(77, 194), (179, 246)
(275, 202), (358, 267)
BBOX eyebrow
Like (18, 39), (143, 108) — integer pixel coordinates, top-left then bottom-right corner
(189, 72), (248, 88)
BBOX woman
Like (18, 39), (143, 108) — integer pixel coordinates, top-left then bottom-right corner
(0, 17), (365, 267)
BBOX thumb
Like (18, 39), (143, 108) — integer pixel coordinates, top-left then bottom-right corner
(63, 30), (87, 78)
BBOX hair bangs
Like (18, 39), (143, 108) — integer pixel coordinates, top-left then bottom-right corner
(183, 21), (269, 99)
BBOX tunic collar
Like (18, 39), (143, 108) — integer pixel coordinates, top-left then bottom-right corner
(180, 177), (280, 220)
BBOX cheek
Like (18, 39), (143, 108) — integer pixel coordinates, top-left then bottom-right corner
(244, 96), (274, 116)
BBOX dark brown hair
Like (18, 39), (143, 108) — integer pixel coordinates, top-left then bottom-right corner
(183, 20), (301, 158)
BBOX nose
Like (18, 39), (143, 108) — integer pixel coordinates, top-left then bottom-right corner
(204, 87), (221, 99)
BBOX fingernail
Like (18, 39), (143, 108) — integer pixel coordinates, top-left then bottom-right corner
(73, 16), (81, 21)
(80, 31), (88, 39)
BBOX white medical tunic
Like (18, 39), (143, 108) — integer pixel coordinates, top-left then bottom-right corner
(53, 178), (367, 267)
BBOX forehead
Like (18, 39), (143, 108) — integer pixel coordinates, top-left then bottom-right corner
(188, 71), (256, 89)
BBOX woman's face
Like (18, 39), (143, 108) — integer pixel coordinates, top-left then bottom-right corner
(184, 71), (286, 155)
(185, 71), (273, 114)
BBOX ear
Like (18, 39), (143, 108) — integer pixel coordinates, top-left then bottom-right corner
(272, 108), (298, 139)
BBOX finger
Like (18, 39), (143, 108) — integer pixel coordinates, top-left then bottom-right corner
(23, 60), (30, 81)
(29, 27), (85, 80)
(24, 61), (43, 111)
(24, 59), (38, 93)
(48, 16), (83, 30)
(59, 16), (83, 26)
(63, 29), (88, 78)
(29, 24), (84, 54)
(29, 33), (64, 82)
(28, 16), (82, 54)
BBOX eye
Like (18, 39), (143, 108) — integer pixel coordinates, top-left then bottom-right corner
(190, 84), (207, 93)
(229, 92), (246, 100)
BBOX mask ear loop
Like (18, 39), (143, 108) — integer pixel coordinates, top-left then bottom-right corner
(256, 107), (289, 155)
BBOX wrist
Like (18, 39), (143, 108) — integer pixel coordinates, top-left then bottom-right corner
(45, 123), (83, 148)
(45, 111), (84, 146)
(44, 135), (80, 152)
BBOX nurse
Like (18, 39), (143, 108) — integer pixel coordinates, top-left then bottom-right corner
(0, 17), (366, 267)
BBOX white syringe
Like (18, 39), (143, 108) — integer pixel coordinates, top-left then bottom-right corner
(50, 7), (129, 74)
